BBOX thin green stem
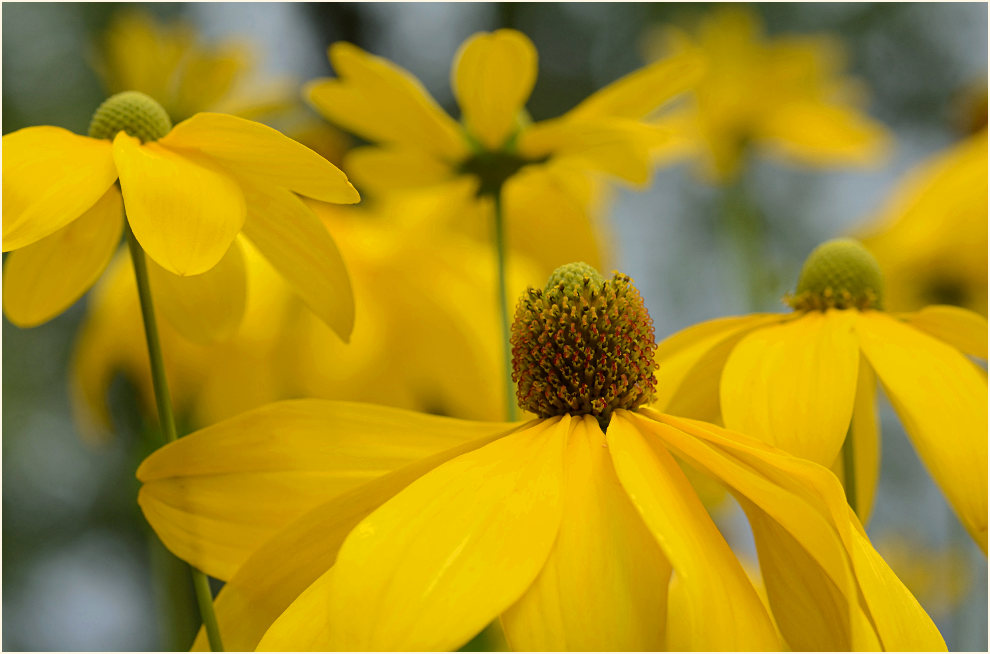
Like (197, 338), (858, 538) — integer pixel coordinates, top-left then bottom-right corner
(126, 224), (225, 652)
(492, 190), (518, 421)
(841, 432), (858, 519)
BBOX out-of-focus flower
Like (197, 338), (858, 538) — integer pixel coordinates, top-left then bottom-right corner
(94, 10), (288, 123)
(306, 29), (703, 274)
(856, 130), (988, 316)
(2, 92), (358, 343)
(71, 196), (541, 441)
(654, 238), (988, 551)
(645, 7), (890, 182)
(875, 532), (973, 617)
(137, 264), (943, 651)
(94, 10), (352, 165)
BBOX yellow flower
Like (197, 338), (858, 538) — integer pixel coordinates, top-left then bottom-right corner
(645, 7), (890, 182)
(305, 29), (703, 273)
(655, 238), (988, 551)
(94, 9), (289, 123)
(137, 263), (943, 651)
(2, 91), (359, 342)
(856, 129), (988, 316)
(71, 195), (541, 440)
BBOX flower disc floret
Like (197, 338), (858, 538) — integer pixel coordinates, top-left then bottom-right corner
(88, 90), (173, 142)
(511, 263), (658, 422)
(788, 238), (884, 311)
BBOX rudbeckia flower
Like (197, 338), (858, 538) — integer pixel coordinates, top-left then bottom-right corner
(71, 196), (541, 441)
(856, 129), (988, 316)
(137, 263), (943, 651)
(2, 90), (359, 342)
(645, 7), (890, 182)
(655, 238), (988, 550)
(305, 29), (703, 273)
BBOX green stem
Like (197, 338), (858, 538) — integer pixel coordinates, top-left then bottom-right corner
(720, 175), (769, 311)
(492, 190), (518, 421)
(126, 224), (225, 652)
(841, 432), (858, 519)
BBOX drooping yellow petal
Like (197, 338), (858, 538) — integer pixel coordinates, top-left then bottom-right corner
(238, 187), (354, 342)
(653, 313), (788, 421)
(721, 309), (860, 466)
(306, 42), (468, 161)
(902, 305), (988, 360)
(138, 399), (519, 580)
(3, 186), (122, 327)
(2, 126), (117, 251)
(146, 237), (246, 343)
(567, 50), (704, 121)
(856, 312), (989, 552)
(640, 411), (863, 650)
(453, 29), (537, 150)
(606, 412), (780, 651)
(112, 133), (245, 276)
(320, 417), (569, 651)
(191, 425), (514, 652)
(643, 410), (945, 651)
(501, 415), (670, 651)
(161, 113), (359, 204)
(759, 100), (891, 168)
(834, 356), (880, 524)
(345, 145), (454, 192)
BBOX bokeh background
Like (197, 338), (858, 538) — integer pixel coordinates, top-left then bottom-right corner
(3, 2), (987, 650)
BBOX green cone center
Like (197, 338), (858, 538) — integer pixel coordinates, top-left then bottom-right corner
(510, 262), (658, 424)
(789, 238), (884, 311)
(88, 91), (172, 143)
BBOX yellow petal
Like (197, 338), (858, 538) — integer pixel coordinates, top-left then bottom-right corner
(138, 399), (518, 580)
(161, 113), (359, 204)
(501, 164), (607, 272)
(3, 186), (122, 327)
(306, 42), (468, 161)
(839, 356), (881, 524)
(319, 417), (569, 651)
(721, 310), (860, 465)
(146, 237), (246, 343)
(856, 312), (989, 552)
(345, 146), (454, 192)
(453, 29), (537, 149)
(903, 305), (988, 360)
(518, 118), (659, 186)
(193, 424), (513, 652)
(567, 50), (704, 121)
(759, 100), (891, 168)
(606, 412), (780, 650)
(501, 416), (670, 650)
(239, 188), (354, 342)
(643, 410), (945, 651)
(653, 313), (788, 421)
(3, 126), (117, 251)
(113, 133), (245, 276)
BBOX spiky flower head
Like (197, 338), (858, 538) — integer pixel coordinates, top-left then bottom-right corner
(88, 90), (172, 143)
(788, 238), (885, 311)
(510, 262), (658, 426)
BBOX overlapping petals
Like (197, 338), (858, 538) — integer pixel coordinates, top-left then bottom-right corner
(2, 112), (359, 341)
(137, 401), (942, 651)
(655, 307), (989, 549)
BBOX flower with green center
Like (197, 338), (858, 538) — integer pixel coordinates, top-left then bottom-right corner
(137, 263), (943, 651)
(2, 90), (360, 341)
(654, 238), (988, 552)
(645, 7), (891, 182)
(304, 29), (704, 274)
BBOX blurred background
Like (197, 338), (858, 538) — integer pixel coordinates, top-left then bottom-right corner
(3, 2), (987, 650)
